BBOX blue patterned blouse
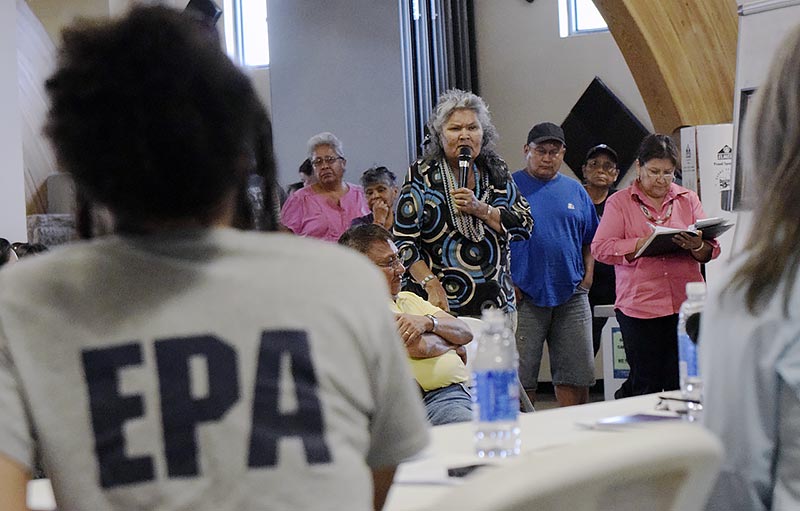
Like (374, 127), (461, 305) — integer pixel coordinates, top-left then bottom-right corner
(394, 154), (533, 316)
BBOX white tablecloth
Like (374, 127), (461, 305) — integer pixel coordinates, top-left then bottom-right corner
(27, 393), (674, 511)
(384, 393), (671, 511)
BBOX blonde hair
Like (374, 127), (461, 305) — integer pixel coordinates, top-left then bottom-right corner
(727, 24), (800, 314)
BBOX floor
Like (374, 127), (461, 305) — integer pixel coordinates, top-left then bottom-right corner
(530, 386), (606, 411)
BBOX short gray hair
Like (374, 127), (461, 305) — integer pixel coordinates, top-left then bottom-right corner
(360, 166), (397, 188)
(424, 89), (498, 160)
(307, 131), (345, 159)
(338, 224), (393, 255)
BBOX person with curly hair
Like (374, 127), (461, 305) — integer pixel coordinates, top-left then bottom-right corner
(394, 89), (533, 317)
(0, 6), (428, 510)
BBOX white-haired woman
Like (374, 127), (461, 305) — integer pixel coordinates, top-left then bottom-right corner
(281, 132), (369, 241)
(394, 89), (533, 316)
(702, 24), (800, 511)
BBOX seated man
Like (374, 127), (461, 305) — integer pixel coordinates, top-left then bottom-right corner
(350, 166), (399, 230)
(339, 224), (473, 425)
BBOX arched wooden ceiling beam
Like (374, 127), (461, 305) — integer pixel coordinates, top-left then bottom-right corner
(594, 0), (738, 134)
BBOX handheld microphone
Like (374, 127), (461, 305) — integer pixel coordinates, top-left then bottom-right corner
(458, 147), (472, 188)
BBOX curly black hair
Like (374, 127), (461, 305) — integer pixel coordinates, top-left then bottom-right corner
(44, 5), (275, 231)
(0, 238), (13, 267)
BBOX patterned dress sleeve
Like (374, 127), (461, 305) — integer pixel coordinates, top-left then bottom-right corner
(393, 161), (427, 267)
(486, 157), (533, 241)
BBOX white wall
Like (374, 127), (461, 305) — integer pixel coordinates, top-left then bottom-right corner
(474, 0), (653, 178)
(2, 1), (27, 241)
(26, 0), (108, 42)
(243, 66), (270, 116)
(266, 0), (409, 187)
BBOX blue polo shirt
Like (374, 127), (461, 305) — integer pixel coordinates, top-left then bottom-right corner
(510, 171), (598, 307)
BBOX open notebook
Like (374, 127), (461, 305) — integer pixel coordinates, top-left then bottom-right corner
(634, 217), (734, 258)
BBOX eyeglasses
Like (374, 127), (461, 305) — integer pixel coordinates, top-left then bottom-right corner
(642, 165), (676, 181)
(375, 255), (404, 269)
(586, 160), (617, 172)
(532, 146), (564, 158)
(311, 156), (343, 167)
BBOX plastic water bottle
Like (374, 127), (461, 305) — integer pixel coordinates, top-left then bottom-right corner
(678, 282), (705, 409)
(472, 308), (521, 458)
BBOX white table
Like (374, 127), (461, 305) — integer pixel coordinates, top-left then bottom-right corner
(27, 394), (674, 511)
(384, 393), (672, 511)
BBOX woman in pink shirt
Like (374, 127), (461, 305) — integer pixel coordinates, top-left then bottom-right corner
(591, 134), (720, 397)
(280, 132), (369, 242)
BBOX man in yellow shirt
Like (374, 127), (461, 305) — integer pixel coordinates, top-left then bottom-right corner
(339, 225), (474, 424)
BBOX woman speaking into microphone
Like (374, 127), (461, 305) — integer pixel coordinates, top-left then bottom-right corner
(394, 89), (533, 317)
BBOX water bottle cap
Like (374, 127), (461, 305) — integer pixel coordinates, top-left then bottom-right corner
(685, 281), (706, 296)
(481, 308), (504, 320)
(480, 308), (508, 329)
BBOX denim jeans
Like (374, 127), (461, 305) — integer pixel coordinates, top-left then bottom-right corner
(423, 383), (472, 425)
(515, 287), (595, 390)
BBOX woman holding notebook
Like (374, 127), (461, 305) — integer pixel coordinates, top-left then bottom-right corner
(591, 134), (720, 397)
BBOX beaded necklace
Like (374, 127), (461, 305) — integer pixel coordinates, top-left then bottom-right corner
(440, 158), (489, 242)
(636, 198), (673, 225)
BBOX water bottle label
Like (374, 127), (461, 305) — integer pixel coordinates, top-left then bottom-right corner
(473, 369), (519, 422)
(678, 333), (698, 378)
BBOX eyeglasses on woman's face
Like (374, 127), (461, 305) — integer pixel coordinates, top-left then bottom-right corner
(311, 156), (343, 167)
(642, 164), (675, 181)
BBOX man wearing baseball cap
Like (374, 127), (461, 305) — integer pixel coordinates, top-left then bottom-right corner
(582, 144), (619, 357)
(510, 122), (598, 407)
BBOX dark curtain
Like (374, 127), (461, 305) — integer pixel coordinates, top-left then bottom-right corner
(401, 0), (477, 162)
(443, 0), (478, 94)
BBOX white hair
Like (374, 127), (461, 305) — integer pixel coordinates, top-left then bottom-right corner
(307, 132), (344, 159)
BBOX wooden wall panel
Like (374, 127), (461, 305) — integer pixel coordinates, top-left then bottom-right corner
(594, 0), (738, 134)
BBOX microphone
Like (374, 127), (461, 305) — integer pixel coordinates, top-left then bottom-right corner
(458, 147), (472, 188)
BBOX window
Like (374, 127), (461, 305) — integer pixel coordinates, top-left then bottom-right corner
(223, 0), (269, 67)
(558, 0), (608, 38)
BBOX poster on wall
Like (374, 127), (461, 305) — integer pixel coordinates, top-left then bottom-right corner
(690, 123), (738, 287)
(680, 126), (699, 192)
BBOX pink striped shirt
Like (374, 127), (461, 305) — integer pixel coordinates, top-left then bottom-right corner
(591, 181), (720, 319)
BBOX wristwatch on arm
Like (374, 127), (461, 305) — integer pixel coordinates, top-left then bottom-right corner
(424, 313), (438, 333)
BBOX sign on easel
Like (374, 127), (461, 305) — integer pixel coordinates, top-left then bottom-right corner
(601, 313), (628, 401)
(612, 327), (629, 379)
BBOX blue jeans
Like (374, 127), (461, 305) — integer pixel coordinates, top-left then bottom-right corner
(423, 383), (472, 425)
(515, 287), (595, 390)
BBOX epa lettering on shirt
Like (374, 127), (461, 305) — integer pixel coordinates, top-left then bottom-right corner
(81, 330), (331, 488)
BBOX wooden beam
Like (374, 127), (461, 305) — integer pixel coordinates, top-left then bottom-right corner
(594, 0), (738, 134)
